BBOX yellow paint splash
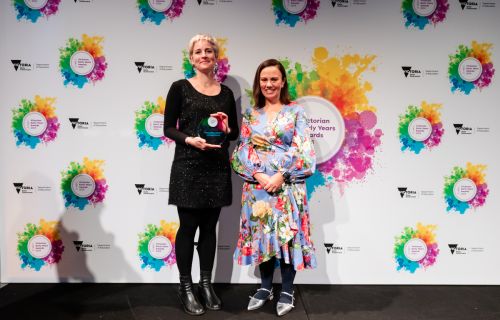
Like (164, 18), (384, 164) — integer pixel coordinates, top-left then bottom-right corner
(419, 101), (442, 125)
(311, 47), (377, 117)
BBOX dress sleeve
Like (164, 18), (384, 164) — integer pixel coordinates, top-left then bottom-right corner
(279, 106), (316, 181)
(163, 80), (189, 144)
(230, 110), (264, 182)
(225, 89), (239, 141)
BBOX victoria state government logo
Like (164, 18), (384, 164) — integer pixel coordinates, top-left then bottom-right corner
(69, 118), (90, 129)
(13, 182), (33, 194)
(397, 187), (417, 199)
(134, 184), (168, 195)
(73, 240), (110, 252)
(458, 0), (480, 10)
(453, 124), (473, 135)
(134, 61), (172, 73)
(68, 118), (106, 130)
(11, 59), (32, 71)
(324, 243), (343, 254)
(134, 62), (154, 73)
(135, 184), (155, 195)
(331, 0), (349, 8)
(448, 244), (467, 255)
(402, 66), (422, 78)
(73, 241), (93, 252)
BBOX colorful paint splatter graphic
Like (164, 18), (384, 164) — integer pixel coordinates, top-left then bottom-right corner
(61, 157), (108, 210)
(138, 221), (179, 271)
(398, 102), (444, 154)
(17, 219), (64, 271)
(401, 0), (449, 30)
(12, 0), (61, 22)
(272, 0), (320, 27)
(394, 223), (439, 273)
(444, 163), (489, 214)
(277, 47), (382, 196)
(136, 0), (185, 25)
(182, 38), (230, 83)
(135, 97), (173, 150)
(11, 95), (60, 149)
(449, 41), (495, 94)
(59, 34), (108, 88)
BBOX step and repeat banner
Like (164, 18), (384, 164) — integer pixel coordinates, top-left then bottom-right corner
(1, 0), (499, 284)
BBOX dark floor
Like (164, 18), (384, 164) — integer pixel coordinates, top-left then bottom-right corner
(1, 283), (500, 320)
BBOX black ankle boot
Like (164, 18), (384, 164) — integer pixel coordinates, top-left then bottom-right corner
(179, 275), (205, 315)
(198, 270), (222, 310)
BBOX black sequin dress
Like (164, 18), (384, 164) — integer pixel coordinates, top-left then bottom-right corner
(163, 79), (239, 208)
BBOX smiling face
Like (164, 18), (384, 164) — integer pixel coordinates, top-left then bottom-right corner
(259, 66), (285, 105)
(190, 39), (217, 73)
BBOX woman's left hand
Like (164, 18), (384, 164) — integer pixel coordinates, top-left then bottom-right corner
(264, 173), (285, 193)
(210, 112), (230, 134)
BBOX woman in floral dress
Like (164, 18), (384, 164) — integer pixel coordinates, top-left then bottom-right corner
(231, 59), (316, 316)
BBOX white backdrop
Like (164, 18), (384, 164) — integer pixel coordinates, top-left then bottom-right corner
(1, 0), (499, 284)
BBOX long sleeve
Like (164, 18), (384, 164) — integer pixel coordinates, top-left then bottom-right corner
(163, 81), (189, 144)
(226, 92), (239, 141)
(278, 106), (316, 182)
(230, 110), (264, 182)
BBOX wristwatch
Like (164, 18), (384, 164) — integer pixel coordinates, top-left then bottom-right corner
(280, 170), (291, 182)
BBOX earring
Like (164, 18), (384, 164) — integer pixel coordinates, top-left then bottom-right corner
(214, 62), (219, 74)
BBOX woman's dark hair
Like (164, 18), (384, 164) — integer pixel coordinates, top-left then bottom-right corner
(252, 59), (291, 108)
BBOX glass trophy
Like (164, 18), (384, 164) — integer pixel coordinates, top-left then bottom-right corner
(198, 116), (227, 145)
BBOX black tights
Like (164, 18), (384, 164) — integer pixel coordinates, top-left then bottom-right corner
(175, 207), (221, 275)
(259, 256), (296, 294)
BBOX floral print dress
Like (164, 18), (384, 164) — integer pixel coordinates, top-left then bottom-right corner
(231, 103), (317, 270)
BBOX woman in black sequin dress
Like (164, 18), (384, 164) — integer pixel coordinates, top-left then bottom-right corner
(163, 34), (238, 316)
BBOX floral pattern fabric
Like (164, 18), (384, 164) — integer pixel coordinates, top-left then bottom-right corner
(231, 103), (317, 270)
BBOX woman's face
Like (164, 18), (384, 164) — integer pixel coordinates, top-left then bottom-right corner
(259, 66), (284, 104)
(190, 40), (216, 73)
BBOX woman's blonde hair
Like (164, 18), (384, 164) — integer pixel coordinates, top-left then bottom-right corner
(188, 34), (219, 58)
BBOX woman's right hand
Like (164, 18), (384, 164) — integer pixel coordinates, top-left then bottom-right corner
(185, 136), (221, 150)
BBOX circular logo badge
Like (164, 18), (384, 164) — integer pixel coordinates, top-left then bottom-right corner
(403, 238), (428, 262)
(453, 177), (477, 202)
(70, 51), (95, 76)
(24, 0), (49, 10)
(22, 111), (48, 137)
(282, 0), (308, 14)
(148, 0), (173, 12)
(145, 113), (164, 138)
(207, 116), (218, 128)
(408, 117), (432, 142)
(71, 173), (96, 198)
(458, 57), (483, 82)
(27, 234), (52, 259)
(148, 235), (173, 259)
(297, 96), (345, 164)
(412, 0), (437, 17)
